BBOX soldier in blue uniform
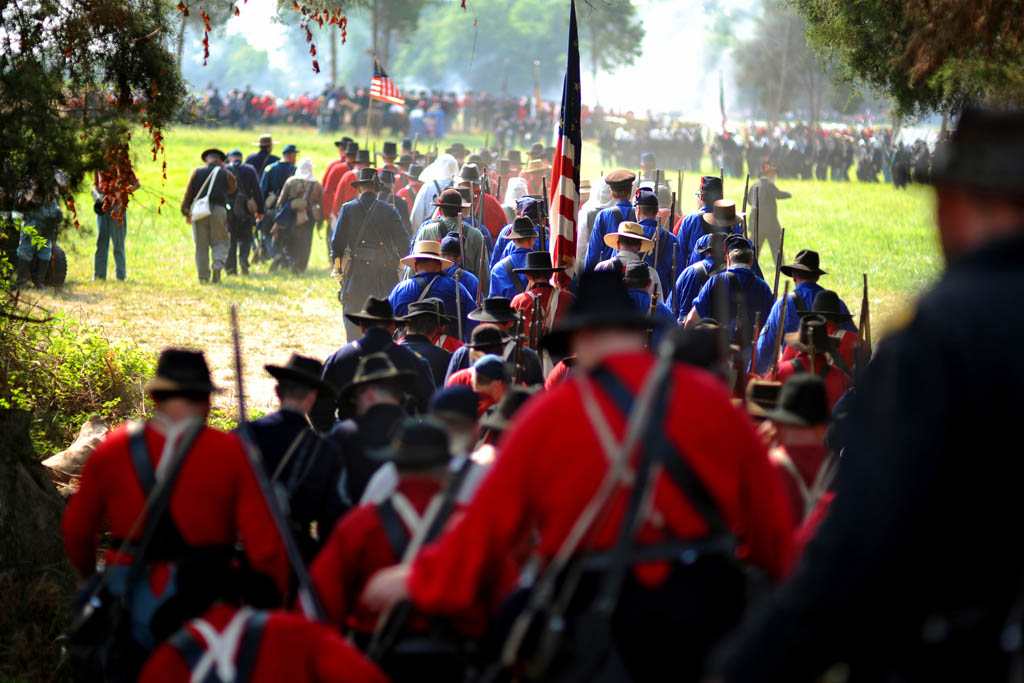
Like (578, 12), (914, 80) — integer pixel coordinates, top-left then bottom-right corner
(684, 234), (773, 348)
(377, 169), (411, 237)
(582, 169), (637, 271)
(312, 297), (435, 431)
(444, 298), (544, 386)
(633, 186), (683, 289)
(331, 168), (408, 343)
(388, 240), (476, 341)
(717, 107), (1024, 683)
(623, 262), (675, 347)
(244, 133), (279, 180)
(670, 233), (722, 320)
(245, 354), (348, 560)
(440, 232), (480, 299)
(676, 175), (722, 260)
(490, 196), (542, 271)
(753, 249), (856, 374)
(397, 300), (454, 386)
(489, 217), (537, 299)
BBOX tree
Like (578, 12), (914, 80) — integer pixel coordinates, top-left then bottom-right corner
(0, 0), (185, 213)
(175, 0), (236, 70)
(733, 1), (841, 128)
(577, 0), (644, 104)
(790, 0), (1024, 117)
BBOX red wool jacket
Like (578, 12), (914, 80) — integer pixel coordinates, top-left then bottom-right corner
(138, 603), (387, 683)
(408, 352), (796, 616)
(61, 422), (289, 595)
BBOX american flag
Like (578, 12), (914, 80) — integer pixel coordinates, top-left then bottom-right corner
(549, 0), (581, 283)
(370, 58), (404, 106)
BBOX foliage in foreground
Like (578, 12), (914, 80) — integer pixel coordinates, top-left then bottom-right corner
(0, 296), (154, 458)
(0, 571), (70, 683)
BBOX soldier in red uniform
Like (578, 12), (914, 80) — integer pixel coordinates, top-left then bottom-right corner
(312, 419), (488, 680)
(321, 140), (356, 223)
(329, 149), (372, 221)
(396, 163), (424, 214)
(779, 290), (859, 373)
(62, 349), (290, 678)
(362, 270), (796, 682)
(509, 251), (574, 350)
(776, 314), (852, 410)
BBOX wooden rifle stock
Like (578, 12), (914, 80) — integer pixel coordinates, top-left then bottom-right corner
(772, 227), (786, 299)
(513, 311), (525, 384)
(769, 282), (790, 380)
(749, 311), (762, 377)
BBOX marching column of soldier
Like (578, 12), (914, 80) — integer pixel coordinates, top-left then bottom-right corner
(66, 107), (1024, 682)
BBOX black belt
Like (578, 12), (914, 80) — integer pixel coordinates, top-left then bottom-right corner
(108, 539), (237, 563)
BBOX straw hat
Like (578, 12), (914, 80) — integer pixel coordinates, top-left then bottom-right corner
(401, 240), (454, 268)
(603, 221), (655, 253)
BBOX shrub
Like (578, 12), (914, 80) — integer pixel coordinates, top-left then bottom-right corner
(0, 297), (153, 458)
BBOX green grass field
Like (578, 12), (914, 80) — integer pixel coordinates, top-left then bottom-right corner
(23, 124), (941, 415)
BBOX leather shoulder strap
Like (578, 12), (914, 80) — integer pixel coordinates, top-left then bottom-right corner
(502, 258), (526, 293)
(415, 273), (439, 302)
(376, 498), (410, 560)
(128, 421), (156, 496)
(168, 626), (206, 671)
(791, 291), (808, 313)
(234, 610), (270, 683)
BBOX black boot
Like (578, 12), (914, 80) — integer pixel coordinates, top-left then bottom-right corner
(212, 269), (221, 283)
(14, 259), (31, 289)
(32, 258), (49, 288)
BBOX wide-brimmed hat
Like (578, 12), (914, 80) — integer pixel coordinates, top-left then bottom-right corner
(333, 136), (353, 148)
(780, 249), (828, 277)
(431, 188), (471, 210)
(376, 417), (451, 470)
(745, 379), (783, 419)
(353, 149), (371, 165)
(465, 323), (510, 350)
(345, 141), (360, 156)
(399, 298), (453, 324)
(468, 297), (518, 323)
(340, 353), (416, 405)
(514, 250), (565, 275)
(702, 199), (745, 228)
(799, 290), (852, 323)
(381, 141), (398, 158)
(201, 148), (227, 162)
(506, 150), (523, 166)
(397, 153), (414, 166)
(145, 348), (222, 394)
(264, 353), (334, 396)
(789, 314), (837, 354)
(252, 134), (276, 147)
(344, 295), (397, 326)
(529, 142), (545, 160)
(378, 169), (396, 187)
(401, 240), (454, 268)
(523, 159), (550, 174)
(762, 375), (830, 426)
(603, 221), (655, 253)
(445, 143), (469, 157)
(455, 164), (481, 185)
(541, 270), (664, 356)
(508, 216), (539, 240)
(350, 167), (381, 190)
(929, 107), (1024, 200)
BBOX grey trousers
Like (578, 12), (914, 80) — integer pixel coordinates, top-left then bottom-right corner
(192, 206), (229, 280)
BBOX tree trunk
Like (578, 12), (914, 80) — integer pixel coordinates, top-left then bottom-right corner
(772, 16), (793, 128)
(176, 13), (186, 71)
(330, 29), (338, 87)
(371, 0), (379, 58)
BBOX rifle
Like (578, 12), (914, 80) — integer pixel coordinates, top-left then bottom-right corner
(411, 133), (419, 155)
(769, 282), (790, 380)
(529, 291), (543, 349)
(539, 176), (549, 251)
(666, 190), (676, 273)
(720, 166), (724, 187)
(644, 284), (659, 351)
(772, 227), (786, 299)
(512, 311), (526, 384)
(229, 305), (325, 622)
(858, 273), (872, 366)
(741, 173), (750, 239)
(749, 311), (762, 378)
(651, 170), (663, 268)
(454, 265), (464, 341)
